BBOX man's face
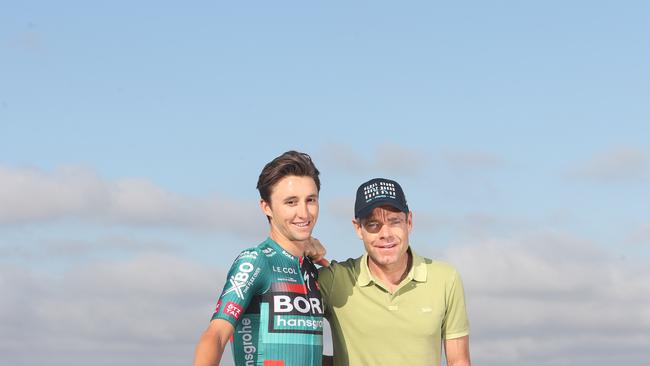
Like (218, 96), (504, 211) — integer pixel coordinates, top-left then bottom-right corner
(261, 175), (319, 245)
(353, 206), (412, 268)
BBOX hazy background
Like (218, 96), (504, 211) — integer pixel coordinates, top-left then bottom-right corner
(2, 1), (649, 365)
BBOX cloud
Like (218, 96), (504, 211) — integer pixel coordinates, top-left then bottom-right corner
(0, 165), (265, 239)
(0, 254), (232, 366)
(0, 235), (178, 260)
(320, 143), (428, 176)
(443, 230), (650, 366)
(569, 147), (649, 182)
(2, 228), (648, 365)
(626, 223), (650, 245)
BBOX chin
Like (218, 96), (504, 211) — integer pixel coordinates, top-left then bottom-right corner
(292, 233), (311, 242)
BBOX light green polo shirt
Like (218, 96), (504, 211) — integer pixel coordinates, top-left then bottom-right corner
(318, 249), (470, 366)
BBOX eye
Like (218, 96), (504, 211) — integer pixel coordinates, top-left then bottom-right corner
(388, 218), (404, 226)
(364, 221), (381, 232)
(285, 200), (297, 206)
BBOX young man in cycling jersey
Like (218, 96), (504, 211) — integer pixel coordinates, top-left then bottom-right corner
(318, 178), (471, 366)
(194, 151), (325, 366)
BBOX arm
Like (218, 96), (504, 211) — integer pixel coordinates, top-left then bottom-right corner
(193, 319), (234, 366)
(444, 335), (470, 366)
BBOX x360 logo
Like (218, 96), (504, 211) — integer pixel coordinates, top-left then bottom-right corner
(223, 262), (256, 299)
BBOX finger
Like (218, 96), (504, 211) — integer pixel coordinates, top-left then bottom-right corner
(315, 257), (330, 267)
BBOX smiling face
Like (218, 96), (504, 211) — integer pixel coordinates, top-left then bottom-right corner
(261, 175), (319, 252)
(353, 205), (412, 272)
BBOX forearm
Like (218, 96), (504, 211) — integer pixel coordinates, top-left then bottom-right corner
(193, 331), (226, 366)
(447, 359), (470, 366)
(444, 335), (471, 366)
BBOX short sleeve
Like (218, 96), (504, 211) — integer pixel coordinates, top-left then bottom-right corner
(317, 263), (336, 317)
(441, 269), (470, 340)
(211, 249), (270, 327)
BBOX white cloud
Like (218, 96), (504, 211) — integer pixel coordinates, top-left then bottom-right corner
(2, 229), (648, 365)
(626, 223), (650, 245)
(443, 230), (650, 366)
(0, 236), (178, 260)
(570, 147), (649, 182)
(0, 165), (265, 239)
(320, 143), (428, 176)
(0, 254), (231, 366)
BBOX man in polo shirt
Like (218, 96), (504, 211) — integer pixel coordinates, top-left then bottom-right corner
(318, 178), (471, 366)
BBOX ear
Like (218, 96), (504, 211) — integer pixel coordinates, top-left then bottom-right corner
(352, 219), (364, 240)
(406, 211), (413, 233)
(260, 199), (273, 218)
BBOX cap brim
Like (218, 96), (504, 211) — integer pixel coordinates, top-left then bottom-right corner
(355, 199), (408, 219)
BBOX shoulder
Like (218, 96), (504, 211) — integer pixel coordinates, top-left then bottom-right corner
(227, 243), (273, 270)
(318, 256), (361, 287)
(319, 256), (360, 276)
(413, 252), (463, 282)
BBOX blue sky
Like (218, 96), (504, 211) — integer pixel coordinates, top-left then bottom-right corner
(1, 1), (649, 365)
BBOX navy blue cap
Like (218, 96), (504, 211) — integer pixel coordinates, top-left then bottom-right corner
(354, 178), (409, 219)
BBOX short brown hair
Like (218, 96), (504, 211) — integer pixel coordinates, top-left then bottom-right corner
(256, 150), (321, 203)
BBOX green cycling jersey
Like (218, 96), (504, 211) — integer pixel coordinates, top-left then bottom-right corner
(211, 238), (323, 366)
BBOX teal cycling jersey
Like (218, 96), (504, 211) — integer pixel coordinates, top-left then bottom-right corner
(211, 238), (323, 366)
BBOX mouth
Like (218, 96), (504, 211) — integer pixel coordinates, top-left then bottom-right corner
(292, 221), (311, 229)
(375, 243), (397, 250)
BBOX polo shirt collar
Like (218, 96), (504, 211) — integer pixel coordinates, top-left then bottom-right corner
(358, 247), (428, 287)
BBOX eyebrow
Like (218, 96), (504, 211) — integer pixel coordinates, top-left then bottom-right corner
(283, 194), (318, 201)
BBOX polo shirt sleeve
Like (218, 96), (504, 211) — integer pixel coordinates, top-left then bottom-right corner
(442, 268), (470, 340)
(317, 262), (336, 318)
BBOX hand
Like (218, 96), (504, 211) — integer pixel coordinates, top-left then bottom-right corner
(304, 237), (330, 267)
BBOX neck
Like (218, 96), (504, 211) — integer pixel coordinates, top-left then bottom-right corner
(269, 231), (305, 258)
(367, 250), (412, 291)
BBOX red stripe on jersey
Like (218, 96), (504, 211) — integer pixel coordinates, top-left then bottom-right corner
(272, 282), (307, 294)
(264, 360), (285, 366)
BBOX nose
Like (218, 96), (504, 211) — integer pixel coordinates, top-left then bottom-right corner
(377, 220), (392, 239)
(297, 201), (310, 219)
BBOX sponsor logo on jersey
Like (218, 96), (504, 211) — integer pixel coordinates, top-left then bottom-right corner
(224, 301), (243, 320)
(273, 294), (323, 315)
(272, 266), (298, 275)
(281, 250), (294, 260)
(303, 271), (312, 291)
(261, 247), (276, 257)
(215, 299), (222, 313)
(270, 294), (323, 334)
(276, 277), (297, 283)
(237, 317), (256, 363)
(223, 262), (262, 299)
(237, 250), (259, 260)
(274, 315), (324, 332)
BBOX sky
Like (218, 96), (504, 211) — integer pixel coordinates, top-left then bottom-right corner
(1, 1), (649, 365)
